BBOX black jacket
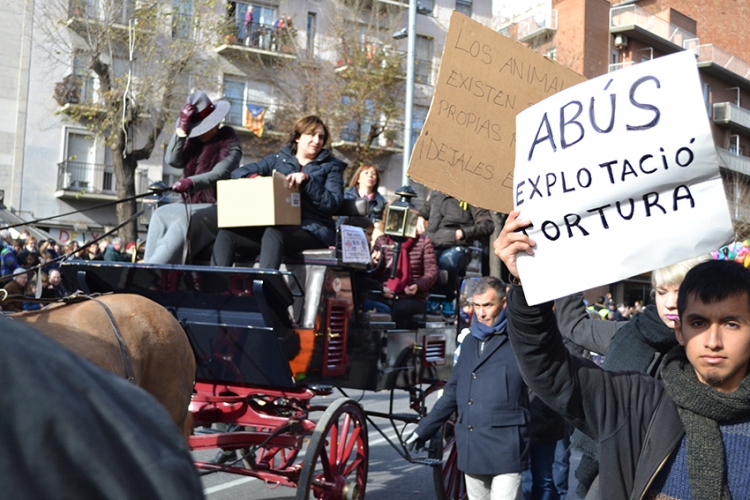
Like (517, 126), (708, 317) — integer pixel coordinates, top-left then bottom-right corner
(418, 192), (494, 249)
(507, 285), (684, 500)
(232, 146), (345, 246)
(415, 330), (530, 475)
(344, 186), (386, 222)
(0, 317), (203, 499)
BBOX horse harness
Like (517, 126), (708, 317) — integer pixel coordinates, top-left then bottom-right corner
(1, 292), (137, 384)
(85, 296), (137, 384)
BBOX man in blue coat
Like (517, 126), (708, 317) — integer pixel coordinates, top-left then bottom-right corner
(407, 276), (530, 499)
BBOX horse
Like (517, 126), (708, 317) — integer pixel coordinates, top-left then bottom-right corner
(9, 294), (196, 440)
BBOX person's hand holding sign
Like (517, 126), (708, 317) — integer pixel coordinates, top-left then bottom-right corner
(494, 210), (536, 280)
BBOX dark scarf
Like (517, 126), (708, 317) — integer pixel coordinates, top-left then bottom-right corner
(182, 126), (239, 204)
(470, 308), (507, 341)
(660, 347), (750, 500)
(603, 304), (677, 374)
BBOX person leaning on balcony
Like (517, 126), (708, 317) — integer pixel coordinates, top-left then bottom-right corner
(143, 91), (241, 265)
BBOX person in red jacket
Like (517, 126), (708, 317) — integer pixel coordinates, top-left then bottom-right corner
(371, 232), (438, 329)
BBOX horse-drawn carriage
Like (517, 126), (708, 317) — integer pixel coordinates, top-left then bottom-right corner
(56, 241), (469, 499)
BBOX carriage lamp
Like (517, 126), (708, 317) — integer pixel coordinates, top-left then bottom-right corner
(139, 181), (170, 226)
(383, 185), (419, 278)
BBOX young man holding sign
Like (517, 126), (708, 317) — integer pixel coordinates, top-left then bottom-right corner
(496, 211), (750, 499)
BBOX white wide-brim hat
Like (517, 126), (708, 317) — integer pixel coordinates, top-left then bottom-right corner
(181, 91), (231, 138)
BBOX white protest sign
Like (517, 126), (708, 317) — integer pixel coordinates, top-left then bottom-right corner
(340, 225), (372, 264)
(514, 51), (734, 305)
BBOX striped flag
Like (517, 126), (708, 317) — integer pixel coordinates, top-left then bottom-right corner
(244, 104), (265, 137)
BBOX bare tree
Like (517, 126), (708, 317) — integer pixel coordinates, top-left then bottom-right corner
(44, 0), (225, 242)
(222, 0), (407, 179)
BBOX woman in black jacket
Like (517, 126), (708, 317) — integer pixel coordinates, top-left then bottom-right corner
(211, 115), (345, 269)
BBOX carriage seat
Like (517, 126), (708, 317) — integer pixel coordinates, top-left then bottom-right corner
(409, 313), (447, 328)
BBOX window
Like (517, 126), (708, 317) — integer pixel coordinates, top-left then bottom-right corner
(703, 83), (711, 116)
(306, 12), (316, 57)
(72, 53), (99, 104)
(231, 2), (277, 49)
(611, 48), (619, 65)
(412, 105), (429, 147)
(729, 135), (743, 156)
(455, 0), (471, 17)
(172, 0), (194, 39)
(223, 77), (275, 129)
(61, 130), (112, 193)
(415, 36), (433, 85)
(341, 97), (378, 143)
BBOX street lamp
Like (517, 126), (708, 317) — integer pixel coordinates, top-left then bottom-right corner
(383, 185), (419, 278)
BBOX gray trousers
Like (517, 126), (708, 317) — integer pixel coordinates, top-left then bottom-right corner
(464, 472), (523, 500)
(143, 203), (218, 264)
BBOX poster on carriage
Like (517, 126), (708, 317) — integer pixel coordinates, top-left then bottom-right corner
(406, 11), (586, 213)
(513, 51), (734, 305)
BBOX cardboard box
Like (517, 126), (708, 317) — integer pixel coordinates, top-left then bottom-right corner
(217, 171), (301, 228)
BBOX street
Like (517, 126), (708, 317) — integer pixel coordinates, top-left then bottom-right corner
(197, 389), (581, 499)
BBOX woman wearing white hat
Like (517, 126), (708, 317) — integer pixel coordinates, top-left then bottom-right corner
(144, 91), (241, 264)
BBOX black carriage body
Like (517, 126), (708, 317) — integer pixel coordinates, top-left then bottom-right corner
(60, 257), (455, 392)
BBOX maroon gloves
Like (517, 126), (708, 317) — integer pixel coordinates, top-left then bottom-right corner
(171, 178), (194, 193)
(176, 103), (197, 134)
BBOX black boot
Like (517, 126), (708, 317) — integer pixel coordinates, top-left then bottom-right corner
(209, 449), (237, 465)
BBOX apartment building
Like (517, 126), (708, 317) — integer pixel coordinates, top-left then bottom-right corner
(0, 0), (497, 243)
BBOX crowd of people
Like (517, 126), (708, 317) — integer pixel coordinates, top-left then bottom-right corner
(0, 229), (145, 312)
(5, 89), (750, 500)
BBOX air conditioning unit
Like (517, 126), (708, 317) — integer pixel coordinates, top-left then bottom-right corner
(614, 35), (628, 48)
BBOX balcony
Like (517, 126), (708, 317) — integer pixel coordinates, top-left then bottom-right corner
(56, 161), (117, 200)
(216, 22), (297, 60)
(608, 61), (636, 73)
(714, 102), (750, 136)
(66, 0), (136, 33)
(223, 97), (289, 137)
(610, 4), (698, 54)
(53, 75), (105, 116)
(694, 44), (750, 92)
(56, 161), (150, 200)
(717, 147), (750, 177)
(517, 8), (558, 43)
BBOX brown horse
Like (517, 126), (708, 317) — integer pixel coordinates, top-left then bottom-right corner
(10, 294), (196, 439)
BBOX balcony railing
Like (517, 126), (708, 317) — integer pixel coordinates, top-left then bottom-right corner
(68, 0), (135, 24)
(221, 21), (297, 56)
(610, 4), (698, 50)
(694, 44), (750, 82)
(714, 102), (750, 135)
(517, 8), (558, 42)
(717, 147), (750, 177)
(58, 161), (117, 195)
(608, 61), (636, 73)
(54, 74), (101, 107)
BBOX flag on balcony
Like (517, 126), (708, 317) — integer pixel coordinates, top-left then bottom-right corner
(244, 104), (265, 137)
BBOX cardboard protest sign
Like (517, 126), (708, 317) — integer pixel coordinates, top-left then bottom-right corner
(407, 11), (585, 213)
(514, 50), (734, 305)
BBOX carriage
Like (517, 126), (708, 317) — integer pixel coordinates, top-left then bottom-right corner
(57, 236), (474, 499)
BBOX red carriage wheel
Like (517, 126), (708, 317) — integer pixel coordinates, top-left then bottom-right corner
(296, 398), (368, 500)
(430, 414), (467, 500)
